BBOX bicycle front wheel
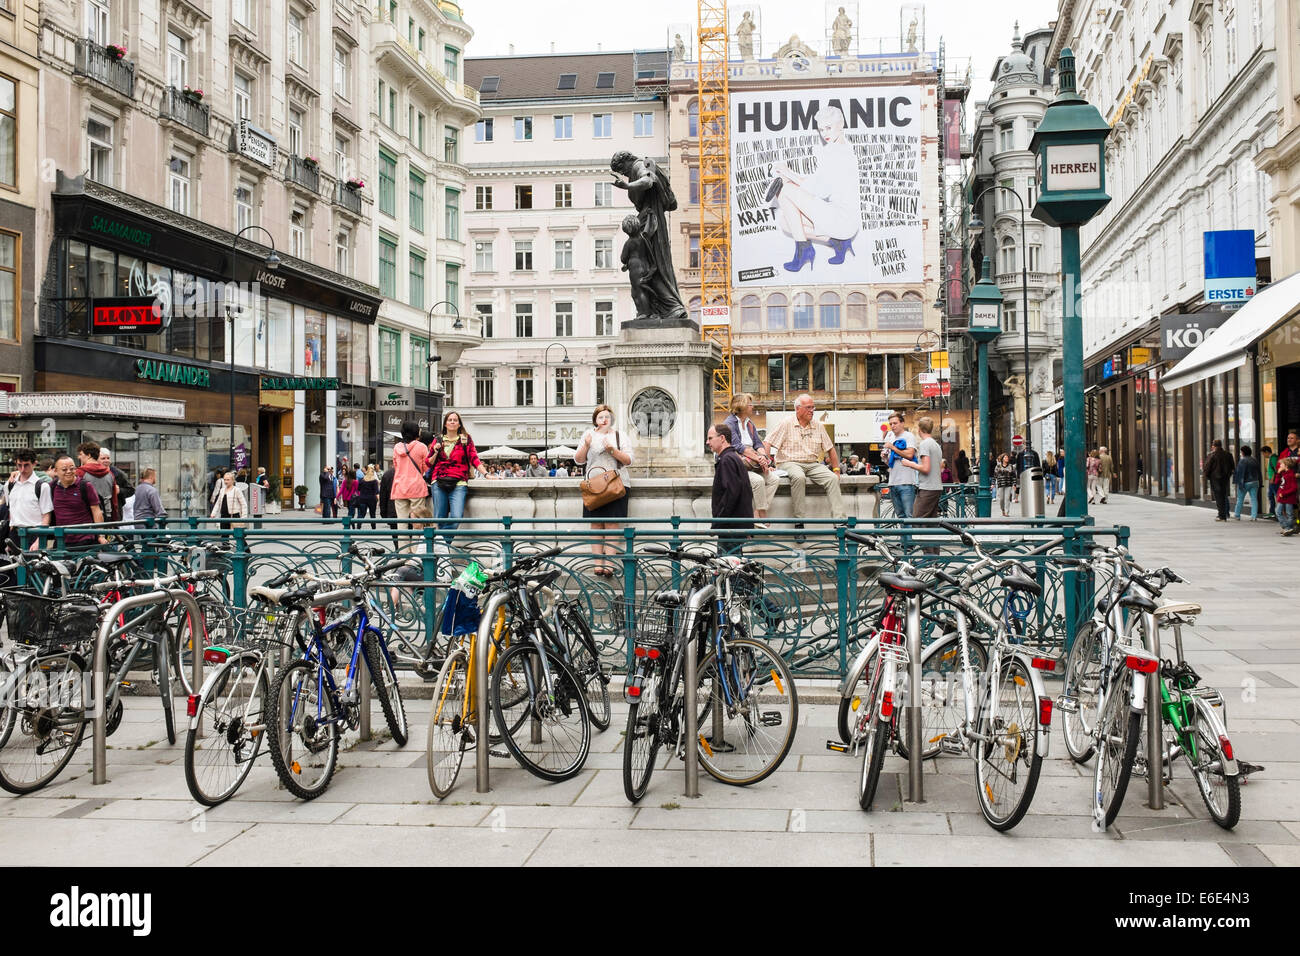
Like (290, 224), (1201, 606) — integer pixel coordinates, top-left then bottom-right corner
(975, 656), (1043, 831)
(426, 649), (469, 799)
(184, 652), (269, 806)
(362, 634), (408, 746)
(0, 654), (87, 795)
(1062, 620), (1104, 763)
(1092, 670), (1140, 829)
(172, 597), (229, 698)
(560, 605), (611, 732)
(622, 664), (663, 804)
(267, 660), (339, 800)
(858, 717), (890, 811)
(490, 642), (591, 782)
(694, 637), (798, 786)
(900, 633), (987, 760)
(1185, 697), (1241, 829)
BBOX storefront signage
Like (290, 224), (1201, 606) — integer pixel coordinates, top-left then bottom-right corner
(1160, 311), (1231, 361)
(969, 303), (1000, 331)
(877, 301), (925, 330)
(88, 215), (153, 249)
(1128, 346), (1154, 368)
(237, 119), (279, 169)
(1203, 230), (1256, 304)
(374, 386), (416, 412)
(505, 425), (583, 443)
(0, 391), (186, 421)
(92, 297), (164, 333)
(260, 376), (339, 391)
(1042, 144), (1102, 192)
(1102, 354), (1125, 379)
(701, 304), (731, 328)
(136, 358), (210, 389)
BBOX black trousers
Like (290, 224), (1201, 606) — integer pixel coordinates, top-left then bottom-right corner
(1211, 479), (1230, 519)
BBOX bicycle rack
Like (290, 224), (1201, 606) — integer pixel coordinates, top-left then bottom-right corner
(1143, 610), (1163, 811)
(905, 595), (924, 804)
(93, 589), (205, 785)
(680, 584), (715, 799)
(475, 590), (510, 793)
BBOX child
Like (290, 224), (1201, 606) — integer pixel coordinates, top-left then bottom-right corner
(620, 214), (652, 319)
(1276, 456), (1298, 537)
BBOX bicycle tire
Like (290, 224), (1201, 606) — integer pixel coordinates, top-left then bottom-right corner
(362, 633), (409, 746)
(858, 716), (890, 811)
(560, 604), (611, 732)
(0, 653), (88, 795)
(267, 659), (340, 800)
(694, 637), (798, 787)
(976, 655), (1043, 831)
(490, 641), (591, 783)
(1062, 620), (1103, 763)
(837, 644), (877, 744)
(622, 665), (663, 803)
(171, 597), (228, 698)
(157, 636), (176, 746)
(1186, 697), (1240, 829)
(900, 633), (987, 760)
(1092, 670), (1140, 829)
(184, 652), (269, 806)
(426, 649), (469, 799)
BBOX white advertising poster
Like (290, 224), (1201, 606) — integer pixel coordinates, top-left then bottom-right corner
(730, 85), (924, 288)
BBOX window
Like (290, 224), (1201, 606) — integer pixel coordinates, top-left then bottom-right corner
(290, 207), (306, 257)
(233, 0), (254, 27)
(288, 106), (304, 156)
(334, 133), (350, 179)
(335, 226), (351, 273)
(684, 235), (698, 269)
(444, 188), (460, 239)
(1028, 302), (1043, 333)
(514, 240), (533, 271)
(416, 112), (426, 152)
(418, 28), (426, 53)
(515, 184), (533, 209)
(377, 150), (396, 217)
(1200, 21), (1214, 107)
(593, 113), (612, 138)
(476, 117), (493, 142)
(378, 235), (397, 297)
(886, 355), (903, 390)
(474, 240), (493, 272)
(595, 367), (607, 404)
(0, 233), (15, 340)
(235, 181), (254, 232)
(169, 154), (191, 214)
(792, 292), (814, 329)
(378, 79), (396, 128)
(88, 116), (113, 185)
(445, 264), (459, 311)
(475, 185), (492, 210)
(554, 367), (574, 406)
(1027, 243), (1042, 272)
(475, 368), (494, 406)
(1224, 9), (1238, 74)
(554, 114), (572, 139)
(595, 300), (614, 335)
(287, 12), (305, 66)
(634, 112), (654, 137)
(740, 295), (760, 330)
(85, 0), (110, 43)
(409, 252), (425, 309)
(479, 75), (500, 93)
(555, 183), (572, 208)
(554, 239), (573, 270)
(555, 301), (573, 336)
(847, 292), (868, 328)
(594, 238), (613, 269)
(999, 235), (1017, 274)
(1003, 301), (1017, 332)
(767, 356), (784, 392)
(688, 99), (699, 137)
(689, 165), (699, 204)
(514, 303), (533, 337)
(819, 292), (841, 328)
(594, 182), (612, 207)
(444, 46), (460, 82)
(233, 72), (252, 121)
(378, 327), (401, 381)
(557, 74), (577, 90)
(766, 293), (788, 329)
(866, 355), (884, 389)
(477, 302), (493, 337)
(595, 72), (615, 89)
(409, 170), (425, 232)
(333, 46), (350, 98)
(443, 126), (458, 163)
(167, 30), (188, 89)
(515, 368), (534, 406)
(514, 115), (533, 141)
(410, 335), (430, 388)
(998, 124), (1014, 152)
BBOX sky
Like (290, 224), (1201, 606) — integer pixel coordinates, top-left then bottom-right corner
(466, 0), (1063, 111)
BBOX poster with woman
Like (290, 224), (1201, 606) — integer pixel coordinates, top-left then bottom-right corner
(729, 85), (925, 288)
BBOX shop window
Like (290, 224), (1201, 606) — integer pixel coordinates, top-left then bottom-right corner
(788, 354), (809, 391)
(740, 295), (760, 330)
(767, 355), (784, 392)
(866, 355), (884, 390)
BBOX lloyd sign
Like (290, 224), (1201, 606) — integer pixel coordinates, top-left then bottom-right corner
(1041, 144), (1102, 192)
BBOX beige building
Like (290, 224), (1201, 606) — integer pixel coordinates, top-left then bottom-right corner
(1257, 0), (1299, 276)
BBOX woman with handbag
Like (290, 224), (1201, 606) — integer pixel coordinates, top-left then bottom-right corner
(428, 411), (486, 548)
(391, 420), (430, 545)
(575, 404), (633, 578)
(209, 470), (248, 530)
(723, 392), (779, 526)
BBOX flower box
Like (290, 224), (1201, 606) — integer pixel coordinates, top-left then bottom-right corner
(344, 178), (365, 190)
(302, 156), (320, 169)
(182, 86), (204, 102)
(105, 44), (127, 62)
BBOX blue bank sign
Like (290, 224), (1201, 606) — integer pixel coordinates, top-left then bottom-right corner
(1203, 230), (1257, 304)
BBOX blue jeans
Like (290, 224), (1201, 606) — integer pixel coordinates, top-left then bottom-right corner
(889, 483), (917, 519)
(1234, 482), (1261, 519)
(1277, 502), (1295, 531)
(432, 482), (468, 542)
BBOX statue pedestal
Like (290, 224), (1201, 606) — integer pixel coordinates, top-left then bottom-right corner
(598, 324), (721, 478)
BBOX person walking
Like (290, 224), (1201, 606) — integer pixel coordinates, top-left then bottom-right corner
(132, 468), (167, 525)
(1042, 450), (1057, 504)
(898, 416), (944, 518)
(881, 411), (919, 519)
(339, 468), (359, 519)
(378, 462), (399, 547)
(955, 449), (971, 485)
(40, 454), (108, 548)
(1204, 438), (1234, 521)
(723, 393), (780, 526)
(210, 470), (248, 529)
(765, 394), (846, 540)
(526, 454), (549, 478)
(1232, 445), (1263, 521)
(98, 448), (135, 520)
(995, 453), (1017, 517)
(1275, 457), (1298, 536)
(428, 410), (486, 547)
(317, 465), (337, 518)
(390, 421), (430, 541)
(575, 404), (634, 577)
(707, 422), (754, 555)
(1261, 445), (1278, 518)
(75, 442), (119, 523)
(354, 464), (380, 529)
(1086, 449), (1104, 504)
(2, 448), (50, 557)
(1098, 446), (1114, 502)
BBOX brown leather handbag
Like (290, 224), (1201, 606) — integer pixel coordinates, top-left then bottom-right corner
(580, 431), (627, 509)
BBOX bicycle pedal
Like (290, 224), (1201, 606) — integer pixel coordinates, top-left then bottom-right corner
(825, 739), (849, 753)
(759, 711), (783, 727)
(939, 734), (964, 755)
(1056, 695), (1079, 714)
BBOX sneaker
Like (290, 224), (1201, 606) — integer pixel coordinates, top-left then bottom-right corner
(1215, 517), (1227, 522)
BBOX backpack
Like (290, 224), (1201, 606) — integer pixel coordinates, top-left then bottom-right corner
(81, 470), (116, 520)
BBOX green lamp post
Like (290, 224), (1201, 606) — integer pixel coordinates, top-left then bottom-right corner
(1029, 47), (1112, 520)
(966, 255), (1004, 518)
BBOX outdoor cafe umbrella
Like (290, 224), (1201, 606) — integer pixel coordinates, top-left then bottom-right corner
(478, 445), (527, 460)
(545, 445), (578, 458)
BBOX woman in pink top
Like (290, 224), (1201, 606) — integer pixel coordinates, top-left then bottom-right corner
(391, 420), (430, 540)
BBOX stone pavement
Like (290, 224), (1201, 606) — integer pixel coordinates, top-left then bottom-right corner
(2, 494), (1295, 867)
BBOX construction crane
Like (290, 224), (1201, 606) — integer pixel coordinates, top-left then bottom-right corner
(697, 0), (732, 410)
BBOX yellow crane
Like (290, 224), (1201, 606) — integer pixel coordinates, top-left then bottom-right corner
(697, 0), (732, 410)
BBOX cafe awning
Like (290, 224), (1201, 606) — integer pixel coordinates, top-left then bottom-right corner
(1027, 400), (1064, 424)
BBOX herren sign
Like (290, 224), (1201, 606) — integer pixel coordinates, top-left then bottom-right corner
(1041, 144), (1102, 191)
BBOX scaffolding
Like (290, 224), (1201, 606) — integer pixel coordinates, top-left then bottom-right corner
(697, 0), (732, 409)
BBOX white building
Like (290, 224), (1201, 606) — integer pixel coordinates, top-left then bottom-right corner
(457, 50), (669, 454)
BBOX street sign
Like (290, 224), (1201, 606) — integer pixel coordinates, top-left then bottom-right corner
(1203, 230), (1256, 304)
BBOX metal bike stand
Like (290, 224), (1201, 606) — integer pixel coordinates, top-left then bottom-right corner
(1144, 611), (1163, 810)
(359, 653), (372, 741)
(905, 595), (924, 803)
(476, 591), (509, 793)
(530, 654), (543, 745)
(93, 589), (205, 785)
(683, 628), (699, 799)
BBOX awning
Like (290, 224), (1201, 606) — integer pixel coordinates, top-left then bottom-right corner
(1162, 271), (1300, 391)
(1029, 400), (1064, 423)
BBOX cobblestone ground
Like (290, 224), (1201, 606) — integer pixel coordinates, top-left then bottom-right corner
(2, 494), (1295, 866)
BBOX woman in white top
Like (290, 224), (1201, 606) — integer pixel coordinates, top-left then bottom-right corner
(723, 392), (780, 524)
(209, 470), (248, 529)
(769, 105), (862, 272)
(574, 404), (634, 578)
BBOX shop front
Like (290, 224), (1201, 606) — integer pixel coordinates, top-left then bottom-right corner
(1085, 327), (1162, 495)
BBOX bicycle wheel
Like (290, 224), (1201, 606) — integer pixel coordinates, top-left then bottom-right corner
(0, 653), (88, 795)
(155, 632), (176, 746)
(426, 649), (469, 799)
(1092, 669), (1140, 829)
(560, 605), (611, 732)
(267, 660), (340, 800)
(1062, 620), (1104, 763)
(622, 664), (663, 804)
(858, 717), (890, 811)
(900, 633), (987, 760)
(975, 655), (1043, 831)
(694, 637), (797, 786)
(171, 597), (229, 698)
(837, 644), (877, 745)
(1185, 698), (1241, 829)
(490, 642), (591, 783)
(362, 633), (409, 746)
(184, 652), (269, 806)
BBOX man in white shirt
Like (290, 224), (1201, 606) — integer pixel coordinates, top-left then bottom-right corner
(3, 448), (49, 554)
(884, 411), (919, 518)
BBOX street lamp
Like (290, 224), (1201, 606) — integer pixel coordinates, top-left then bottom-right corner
(226, 224), (280, 475)
(967, 256), (1004, 518)
(543, 342), (570, 462)
(425, 300), (460, 433)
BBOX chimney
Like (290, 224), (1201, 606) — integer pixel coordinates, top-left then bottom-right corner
(551, 42), (555, 53)
(597, 42), (602, 51)
(509, 43), (515, 55)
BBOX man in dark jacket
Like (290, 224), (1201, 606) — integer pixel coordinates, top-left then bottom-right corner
(318, 466), (337, 518)
(708, 423), (754, 555)
(379, 464), (398, 547)
(1204, 438), (1234, 521)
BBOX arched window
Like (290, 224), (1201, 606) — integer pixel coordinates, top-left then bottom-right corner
(846, 292), (868, 328)
(1000, 235), (1017, 274)
(792, 292), (814, 329)
(740, 294), (761, 330)
(901, 291), (923, 301)
(688, 99), (699, 138)
(766, 293), (787, 329)
(689, 296), (701, 326)
(819, 291), (841, 328)
(875, 291), (897, 303)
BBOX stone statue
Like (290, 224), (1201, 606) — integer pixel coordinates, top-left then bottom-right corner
(906, 16), (918, 53)
(736, 11), (755, 60)
(1002, 373), (1027, 435)
(831, 7), (852, 56)
(611, 150), (690, 326)
(672, 33), (686, 62)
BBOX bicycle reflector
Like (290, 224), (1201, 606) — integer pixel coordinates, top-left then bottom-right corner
(1031, 657), (1056, 671)
(1124, 655), (1159, 673)
(203, 647), (230, 664)
(186, 694), (199, 718)
(1219, 736), (1234, 761)
(633, 646), (661, 660)
(1038, 696), (1053, 727)
(880, 691), (894, 719)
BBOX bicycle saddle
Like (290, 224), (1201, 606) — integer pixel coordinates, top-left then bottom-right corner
(1000, 571), (1042, 597)
(878, 572), (930, 595)
(248, 585), (294, 605)
(1155, 601), (1201, 618)
(523, 568), (561, 589)
(652, 590), (684, 607)
(1119, 592), (1158, 613)
(92, 552), (136, 566)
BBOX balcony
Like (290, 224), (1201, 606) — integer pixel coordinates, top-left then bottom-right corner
(285, 155), (320, 194)
(74, 38), (135, 99)
(162, 87), (209, 137)
(334, 181), (363, 215)
(371, 11), (480, 123)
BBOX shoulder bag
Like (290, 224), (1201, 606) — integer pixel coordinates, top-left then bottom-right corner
(580, 431), (627, 510)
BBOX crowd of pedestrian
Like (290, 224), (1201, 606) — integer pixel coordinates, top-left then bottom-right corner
(1205, 429), (1300, 534)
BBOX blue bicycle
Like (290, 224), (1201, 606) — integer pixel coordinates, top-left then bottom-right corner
(266, 547), (411, 800)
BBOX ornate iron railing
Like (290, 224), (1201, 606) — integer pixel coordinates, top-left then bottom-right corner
(163, 87), (210, 136)
(285, 155), (320, 193)
(75, 39), (136, 99)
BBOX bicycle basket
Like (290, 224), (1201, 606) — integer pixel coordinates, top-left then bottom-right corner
(610, 598), (676, 649)
(439, 588), (482, 637)
(3, 591), (100, 647)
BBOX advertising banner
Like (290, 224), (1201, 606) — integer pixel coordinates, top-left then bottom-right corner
(942, 97), (961, 162)
(730, 85), (924, 289)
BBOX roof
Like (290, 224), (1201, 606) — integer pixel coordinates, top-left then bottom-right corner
(466, 50), (669, 103)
